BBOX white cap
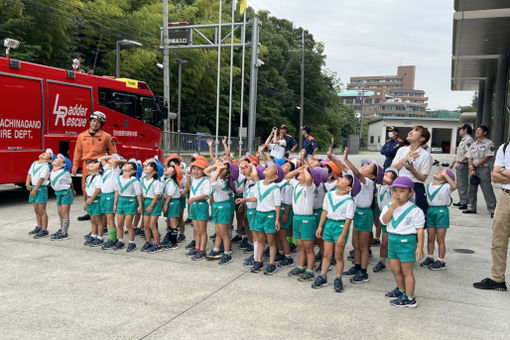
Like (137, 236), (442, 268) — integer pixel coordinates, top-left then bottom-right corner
(45, 148), (54, 157)
(56, 153), (65, 160)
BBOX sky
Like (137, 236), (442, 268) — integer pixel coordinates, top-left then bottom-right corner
(246, 0), (474, 111)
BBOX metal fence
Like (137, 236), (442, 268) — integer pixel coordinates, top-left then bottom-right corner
(162, 132), (260, 155)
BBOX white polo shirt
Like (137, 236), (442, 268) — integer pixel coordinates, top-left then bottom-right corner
(28, 161), (50, 186)
(211, 178), (232, 202)
(235, 174), (246, 195)
(313, 183), (326, 210)
(50, 169), (72, 191)
(255, 180), (281, 212)
(353, 177), (375, 208)
(189, 176), (211, 199)
(164, 178), (181, 199)
(426, 183), (452, 206)
(290, 178), (315, 215)
(141, 177), (163, 199)
(85, 174), (102, 197)
(101, 166), (121, 194)
(376, 184), (393, 211)
(114, 176), (142, 197)
(380, 201), (425, 235)
(244, 180), (257, 209)
(494, 143), (510, 190)
(393, 146), (432, 184)
(324, 180), (337, 192)
(278, 179), (293, 205)
(323, 191), (355, 221)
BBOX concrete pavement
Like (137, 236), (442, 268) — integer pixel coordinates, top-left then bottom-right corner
(1, 152), (509, 339)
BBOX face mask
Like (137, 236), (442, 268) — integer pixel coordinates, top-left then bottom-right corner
(388, 132), (394, 138)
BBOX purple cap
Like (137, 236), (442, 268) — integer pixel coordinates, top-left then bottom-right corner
(375, 165), (384, 184)
(350, 175), (362, 197)
(228, 162), (239, 191)
(274, 163), (284, 183)
(310, 167), (327, 187)
(256, 166), (265, 180)
(360, 159), (371, 166)
(444, 168), (455, 182)
(391, 176), (414, 190)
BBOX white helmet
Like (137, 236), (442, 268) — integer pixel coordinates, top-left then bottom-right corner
(89, 111), (106, 125)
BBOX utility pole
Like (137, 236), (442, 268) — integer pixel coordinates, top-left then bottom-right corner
(163, 0), (170, 135)
(227, 0), (235, 149)
(247, 17), (260, 153)
(215, 0), (223, 157)
(173, 58), (187, 155)
(238, 10), (247, 157)
(298, 28), (305, 150)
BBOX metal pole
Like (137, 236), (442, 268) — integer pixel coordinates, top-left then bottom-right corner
(238, 11), (246, 157)
(176, 59), (187, 155)
(116, 40), (121, 78)
(298, 28), (304, 150)
(493, 54), (509, 146)
(247, 17), (260, 153)
(215, 0), (223, 157)
(163, 0), (170, 137)
(227, 0), (235, 150)
(360, 89), (364, 149)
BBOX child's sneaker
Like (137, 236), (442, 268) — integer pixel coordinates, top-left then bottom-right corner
(219, 253), (232, 265)
(275, 252), (286, 262)
(126, 243), (136, 252)
(147, 244), (163, 253)
(350, 271), (369, 284)
(290, 242), (297, 253)
(371, 238), (381, 247)
(50, 229), (62, 239)
(251, 261), (264, 273)
(162, 232), (171, 244)
(34, 229), (49, 239)
(311, 274), (328, 289)
(243, 255), (255, 268)
(333, 277), (343, 292)
(385, 287), (404, 298)
(192, 251), (206, 261)
(163, 242), (179, 250)
(243, 243), (254, 254)
(343, 266), (358, 276)
(28, 226), (42, 235)
(177, 234), (186, 243)
(84, 237), (95, 246)
(141, 242), (152, 252)
(184, 218), (192, 224)
(89, 237), (103, 247)
(264, 263), (277, 275)
(420, 257), (434, 267)
(101, 239), (115, 250)
(113, 240), (125, 251)
(231, 234), (243, 243)
(185, 240), (196, 249)
(135, 228), (144, 236)
(209, 233), (216, 240)
(429, 260), (446, 271)
(83, 232), (91, 240)
(278, 256), (294, 268)
(185, 248), (197, 257)
(206, 249), (222, 260)
(57, 233), (70, 241)
(239, 237), (249, 249)
(298, 270), (315, 282)
(373, 261), (386, 273)
(288, 267), (305, 277)
(390, 295), (417, 308)
(315, 252), (322, 262)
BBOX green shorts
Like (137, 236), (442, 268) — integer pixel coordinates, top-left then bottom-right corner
(117, 196), (138, 215)
(323, 219), (349, 243)
(179, 196), (186, 210)
(28, 186), (48, 204)
(189, 199), (209, 221)
(293, 214), (317, 241)
(86, 195), (102, 216)
(254, 210), (277, 234)
(55, 188), (73, 206)
(143, 197), (162, 217)
(246, 208), (257, 229)
(164, 199), (181, 218)
(234, 193), (243, 210)
(100, 192), (115, 214)
(279, 203), (294, 230)
(354, 207), (374, 232)
(212, 201), (234, 225)
(313, 209), (322, 227)
(388, 233), (417, 263)
(374, 204), (381, 217)
(427, 206), (449, 228)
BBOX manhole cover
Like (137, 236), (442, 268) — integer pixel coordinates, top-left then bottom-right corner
(454, 249), (475, 254)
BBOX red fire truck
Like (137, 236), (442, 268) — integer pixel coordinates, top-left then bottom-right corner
(0, 55), (165, 186)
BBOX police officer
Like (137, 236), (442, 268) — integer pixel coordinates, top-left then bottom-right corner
(380, 126), (404, 169)
(451, 124), (474, 210)
(464, 125), (496, 217)
(72, 111), (117, 220)
(301, 125), (318, 158)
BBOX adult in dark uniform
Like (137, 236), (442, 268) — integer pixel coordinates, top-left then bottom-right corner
(380, 126), (404, 169)
(450, 124), (474, 210)
(301, 125), (318, 158)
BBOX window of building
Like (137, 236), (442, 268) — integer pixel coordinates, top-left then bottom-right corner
(378, 136), (381, 143)
(370, 136), (374, 144)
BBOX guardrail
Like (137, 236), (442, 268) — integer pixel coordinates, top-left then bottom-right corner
(162, 131), (260, 155)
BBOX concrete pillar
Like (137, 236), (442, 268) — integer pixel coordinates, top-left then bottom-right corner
(427, 126), (433, 151)
(493, 54), (509, 147)
(482, 78), (493, 127)
(450, 127), (458, 155)
(476, 81), (484, 127)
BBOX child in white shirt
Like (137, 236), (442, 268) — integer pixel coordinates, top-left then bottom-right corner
(50, 154), (74, 241)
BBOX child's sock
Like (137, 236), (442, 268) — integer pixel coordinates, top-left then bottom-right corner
(170, 229), (178, 244)
(399, 288), (405, 293)
(279, 250), (285, 256)
(427, 255), (434, 259)
(253, 241), (259, 259)
(438, 258), (445, 263)
(62, 218), (70, 235)
(128, 240), (135, 244)
(213, 248), (220, 252)
(97, 235), (103, 240)
(109, 228), (117, 242)
(355, 264), (361, 271)
(407, 295), (414, 300)
(91, 234), (97, 239)
(225, 251), (232, 255)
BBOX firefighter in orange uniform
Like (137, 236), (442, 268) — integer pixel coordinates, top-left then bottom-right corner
(72, 111), (117, 220)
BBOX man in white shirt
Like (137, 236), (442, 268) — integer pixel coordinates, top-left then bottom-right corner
(474, 142), (510, 292)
